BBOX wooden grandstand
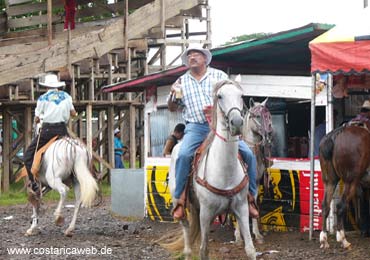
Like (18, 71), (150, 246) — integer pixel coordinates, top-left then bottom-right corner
(0, 0), (211, 192)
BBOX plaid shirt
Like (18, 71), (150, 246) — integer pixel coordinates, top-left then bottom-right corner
(172, 67), (228, 123)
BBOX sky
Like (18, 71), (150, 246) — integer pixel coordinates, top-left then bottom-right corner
(209, 0), (366, 47)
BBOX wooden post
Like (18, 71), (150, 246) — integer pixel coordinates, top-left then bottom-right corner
(129, 105), (136, 168)
(124, 0), (129, 60)
(86, 104), (93, 156)
(70, 65), (76, 100)
(107, 107), (115, 169)
(47, 0), (52, 46)
(2, 108), (11, 192)
(30, 78), (35, 101)
(89, 59), (95, 100)
(24, 107), (33, 150)
(206, 2), (212, 49)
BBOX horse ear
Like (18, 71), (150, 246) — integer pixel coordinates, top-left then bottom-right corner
(234, 74), (241, 83)
(249, 98), (255, 108)
(261, 98), (269, 107)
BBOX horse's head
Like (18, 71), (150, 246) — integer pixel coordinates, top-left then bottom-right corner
(244, 98), (273, 145)
(212, 79), (244, 136)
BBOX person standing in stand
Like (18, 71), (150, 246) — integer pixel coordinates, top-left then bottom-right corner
(114, 128), (128, 168)
(63, 0), (76, 31)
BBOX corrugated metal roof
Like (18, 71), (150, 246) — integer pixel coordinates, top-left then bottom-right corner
(103, 23), (333, 93)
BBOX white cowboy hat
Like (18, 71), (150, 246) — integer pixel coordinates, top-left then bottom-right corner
(39, 74), (65, 88)
(361, 100), (370, 109)
(181, 47), (212, 67)
(114, 128), (120, 134)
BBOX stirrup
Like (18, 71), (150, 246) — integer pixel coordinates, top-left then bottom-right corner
(172, 203), (185, 220)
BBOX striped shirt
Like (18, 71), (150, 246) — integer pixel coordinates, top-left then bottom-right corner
(172, 67), (228, 123)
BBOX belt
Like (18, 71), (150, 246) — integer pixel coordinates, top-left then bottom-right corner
(43, 122), (66, 127)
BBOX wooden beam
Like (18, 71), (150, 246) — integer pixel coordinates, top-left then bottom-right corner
(47, 0), (52, 46)
(0, 0), (199, 86)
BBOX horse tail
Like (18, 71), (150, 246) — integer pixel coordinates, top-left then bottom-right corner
(74, 149), (99, 208)
(188, 201), (201, 246)
(319, 134), (334, 160)
(319, 125), (345, 160)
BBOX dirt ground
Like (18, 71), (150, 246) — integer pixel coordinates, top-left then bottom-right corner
(1, 198), (370, 260)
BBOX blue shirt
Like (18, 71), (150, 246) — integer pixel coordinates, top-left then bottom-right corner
(114, 136), (125, 155)
(171, 67), (228, 123)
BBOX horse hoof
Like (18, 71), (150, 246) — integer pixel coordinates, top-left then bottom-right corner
(255, 238), (264, 245)
(342, 240), (351, 249)
(55, 216), (65, 226)
(25, 228), (40, 236)
(25, 229), (34, 236)
(64, 230), (74, 237)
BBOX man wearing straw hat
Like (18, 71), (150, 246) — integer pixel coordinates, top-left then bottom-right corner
(353, 100), (370, 123)
(23, 73), (77, 193)
(167, 46), (258, 220)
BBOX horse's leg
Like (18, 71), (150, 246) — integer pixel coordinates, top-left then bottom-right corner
(319, 181), (337, 249)
(50, 178), (70, 226)
(335, 183), (354, 249)
(234, 203), (256, 260)
(25, 202), (41, 236)
(360, 188), (370, 237)
(64, 180), (82, 237)
(252, 194), (264, 244)
(180, 219), (192, 260)
(199, 206), (213, 260)
(234, 221), (242, 245)
(319, 158), (339, 249)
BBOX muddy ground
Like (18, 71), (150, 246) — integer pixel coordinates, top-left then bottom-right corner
(1, 198), (370, 260)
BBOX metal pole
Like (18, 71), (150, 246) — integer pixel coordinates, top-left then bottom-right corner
(309, 73), (317, 240)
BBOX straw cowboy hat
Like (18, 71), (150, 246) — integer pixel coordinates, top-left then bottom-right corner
(39, 73), (66, 88)
(361, 100), (370, 109)
(181, 46), (212, 67)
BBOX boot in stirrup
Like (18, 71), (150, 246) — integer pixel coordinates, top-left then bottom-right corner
(248, 193), (259, 219)
(172, 190), (187, 220)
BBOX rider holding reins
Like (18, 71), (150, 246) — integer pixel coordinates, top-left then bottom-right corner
(167, 46), (259, 220)
(24, 73), (77, 193)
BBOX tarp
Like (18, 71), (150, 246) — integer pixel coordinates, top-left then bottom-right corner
(309, 7), (370, 74)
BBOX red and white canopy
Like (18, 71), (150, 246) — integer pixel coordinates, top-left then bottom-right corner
(309, 7), (370, 74)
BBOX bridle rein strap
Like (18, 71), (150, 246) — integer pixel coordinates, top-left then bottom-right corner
(194, 152), (249, 197)
(195, 174), (249, 197)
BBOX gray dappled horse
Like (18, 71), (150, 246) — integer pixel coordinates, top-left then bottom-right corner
(26, 137), (99, 237)
(235, 98), (273, 244)
(168, 78), (256, 260)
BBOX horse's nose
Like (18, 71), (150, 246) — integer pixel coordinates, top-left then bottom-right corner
(231, 116), (243, 128)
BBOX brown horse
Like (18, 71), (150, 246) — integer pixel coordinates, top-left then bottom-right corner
(319, 124), (370, 249)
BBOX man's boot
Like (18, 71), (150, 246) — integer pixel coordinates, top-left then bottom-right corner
(248, 193), (259, 218)
(26, 168), (40, 194)
(172, 190), (187, 220)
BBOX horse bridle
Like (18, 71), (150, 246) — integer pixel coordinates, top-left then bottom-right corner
(247, 105), (272, 145)
(211, 90), (245, 142)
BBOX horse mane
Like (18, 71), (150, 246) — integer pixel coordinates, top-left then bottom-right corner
(192, 79), (243, 166)
(206, 79), (242, 142)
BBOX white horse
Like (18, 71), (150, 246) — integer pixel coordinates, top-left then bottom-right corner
(235, 98), (273, 244)
(168, 79), (256, 260)
(26, 137), (99, 237)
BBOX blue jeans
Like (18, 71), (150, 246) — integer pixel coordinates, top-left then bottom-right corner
(115, 154), (125, 168)
(174, 122), (257, 199)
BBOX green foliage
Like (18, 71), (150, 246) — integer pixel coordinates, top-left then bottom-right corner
(223, 32), (272, 46)
(0, 180), (111, 206)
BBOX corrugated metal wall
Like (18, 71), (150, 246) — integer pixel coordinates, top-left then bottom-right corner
(149, 108), (184, 156)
